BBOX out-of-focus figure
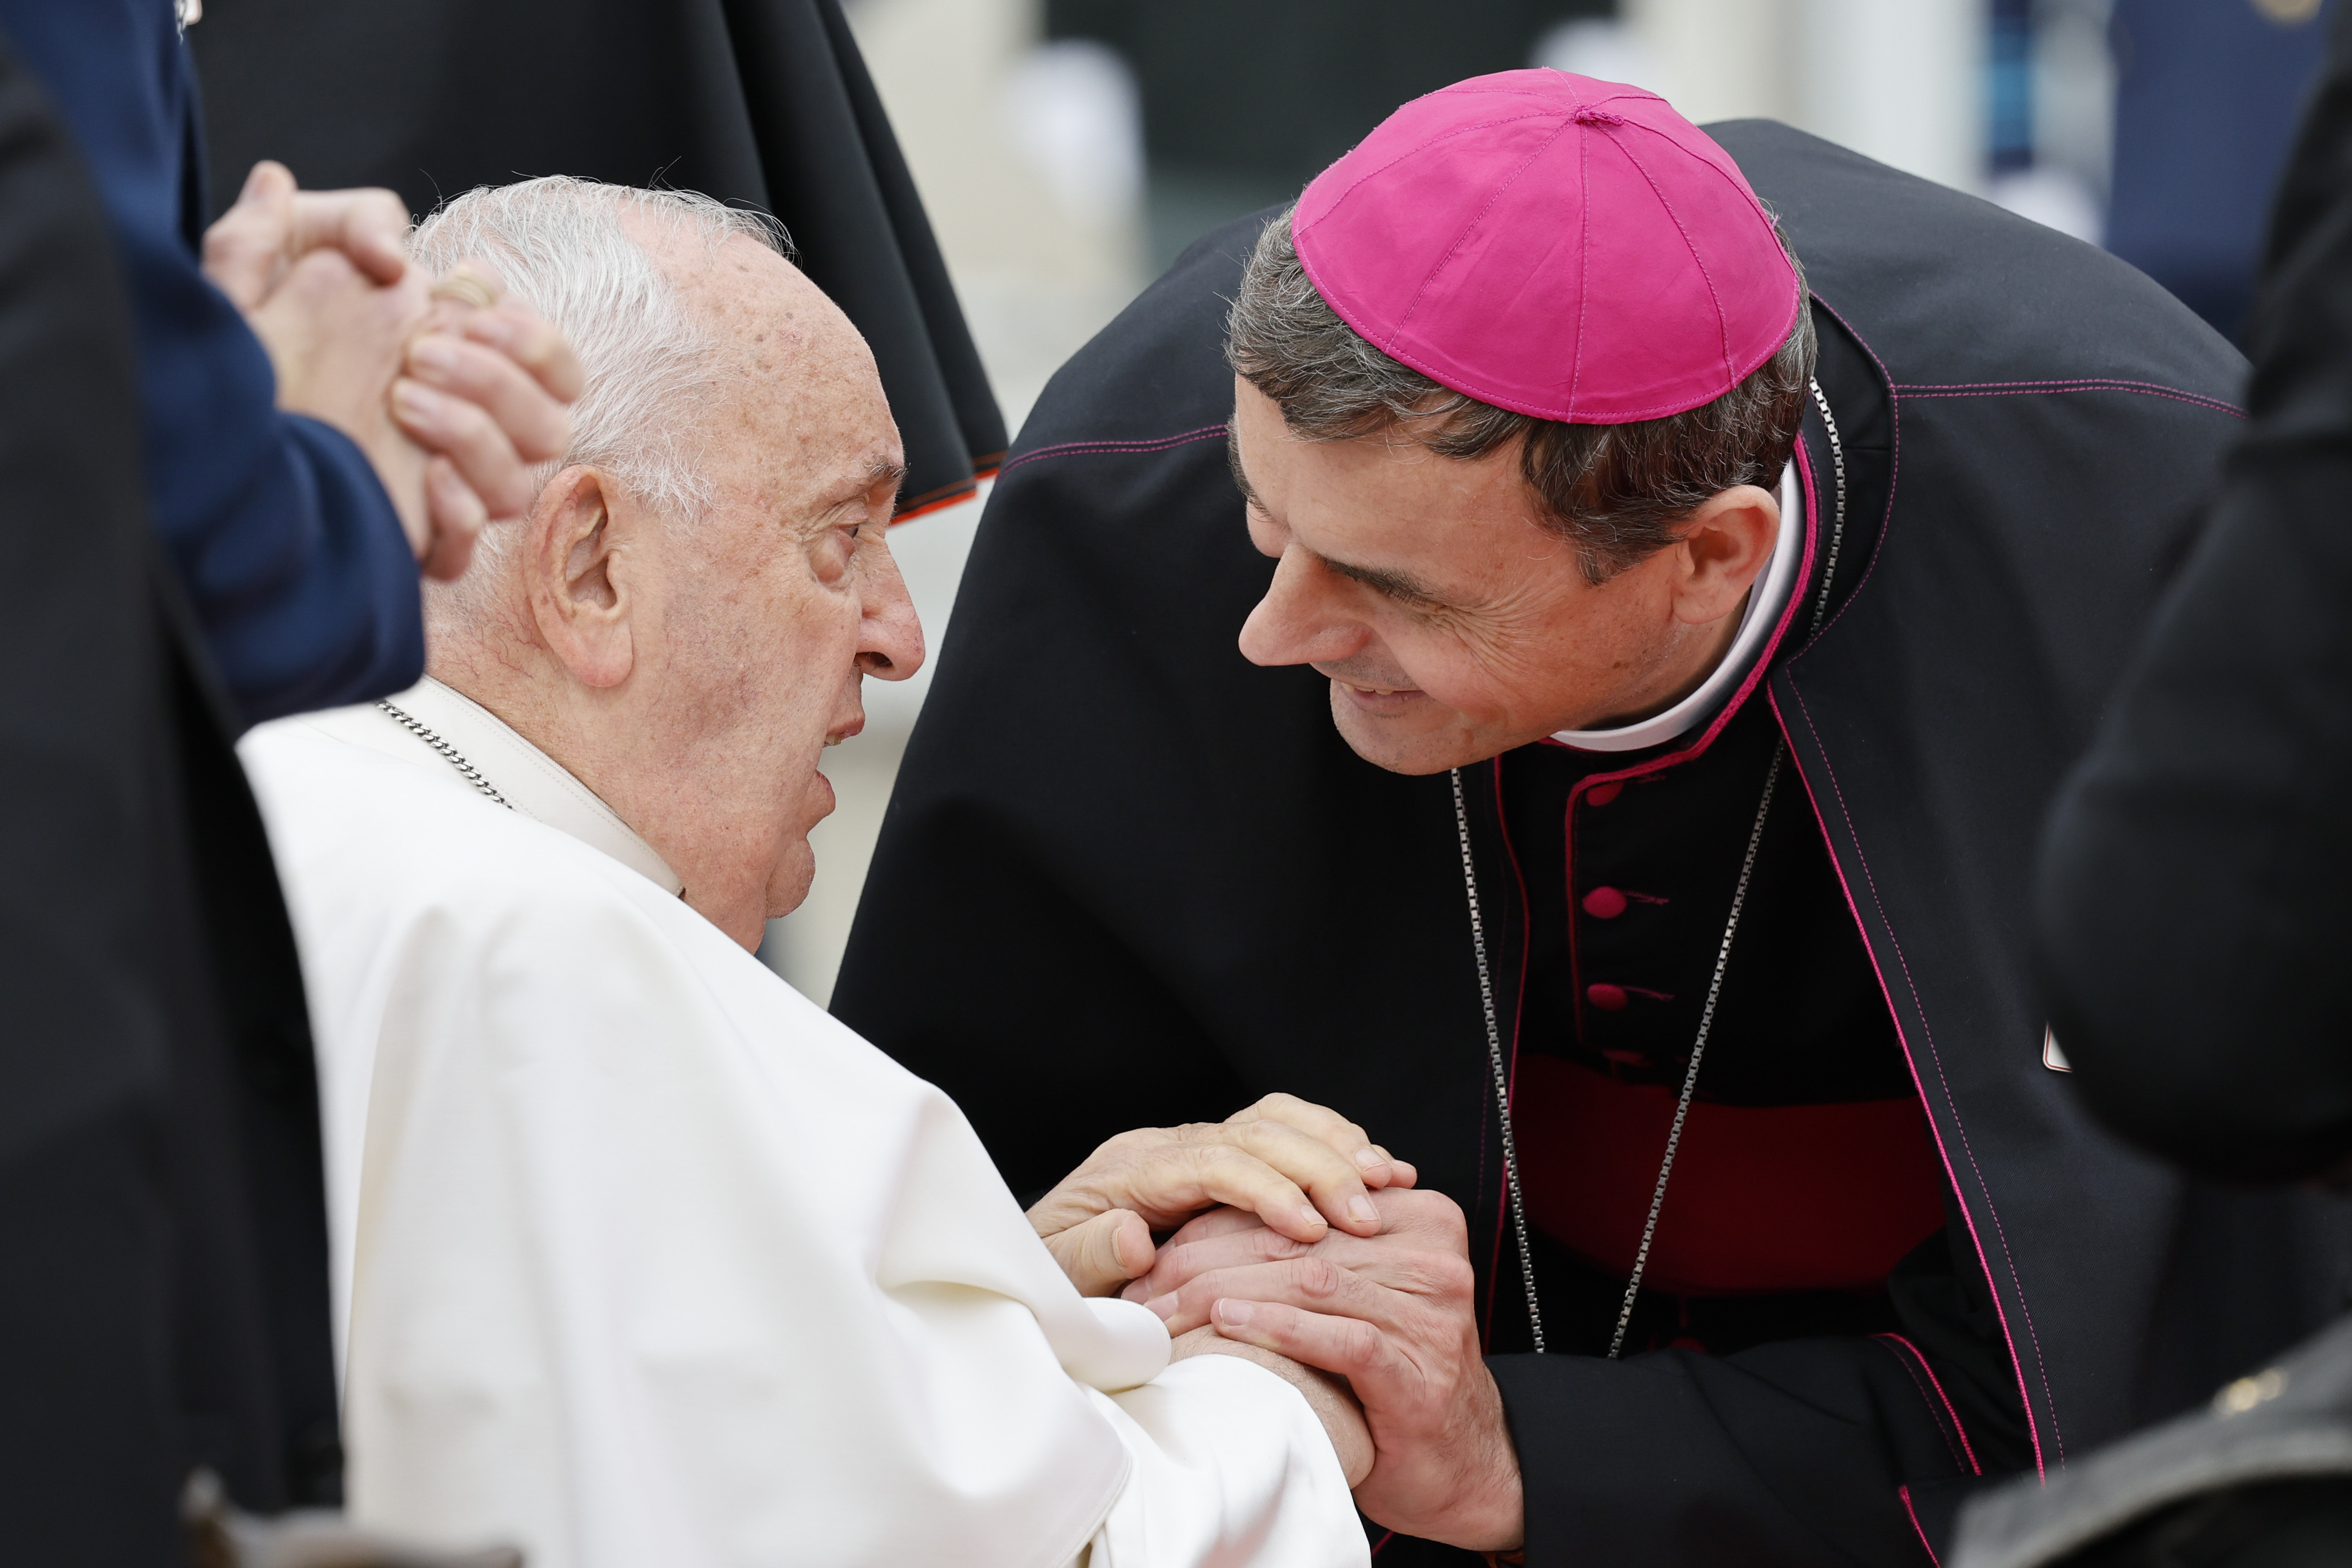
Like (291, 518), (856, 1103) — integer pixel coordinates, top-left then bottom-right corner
(0, 23), (344, 1560)
(1956, 7), (2352, 1567)
(0, 1), (583, 1555)
(2107, 0), (2335, 340)
(0, 1), (577, 729)
(2038, 3), (2352, 1202)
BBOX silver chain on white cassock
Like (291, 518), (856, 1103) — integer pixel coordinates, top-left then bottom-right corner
(1450, 377), (1848, 1358)
(376, 701), (516, 810)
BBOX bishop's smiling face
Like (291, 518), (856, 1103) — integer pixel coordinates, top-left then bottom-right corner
(1232, 378), (1755, 776)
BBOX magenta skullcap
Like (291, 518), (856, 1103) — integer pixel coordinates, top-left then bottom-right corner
(1293, 69), (1801, 426)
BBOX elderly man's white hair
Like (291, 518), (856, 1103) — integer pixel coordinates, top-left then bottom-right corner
(410, 177), (793, 616)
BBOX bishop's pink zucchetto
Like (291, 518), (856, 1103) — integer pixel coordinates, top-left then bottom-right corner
(1292, 69), (1802, 426)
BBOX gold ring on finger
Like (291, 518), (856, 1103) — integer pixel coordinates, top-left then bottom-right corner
(429, 272), (500, 310)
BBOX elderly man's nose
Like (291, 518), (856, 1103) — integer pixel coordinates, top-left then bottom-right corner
(857, 572), (925, 682)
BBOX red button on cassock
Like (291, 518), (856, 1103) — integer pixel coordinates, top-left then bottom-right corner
(1582, 886), (1628, 919)
(1586, 782), (1624, 806)
(1587, 983), (1629, 1011)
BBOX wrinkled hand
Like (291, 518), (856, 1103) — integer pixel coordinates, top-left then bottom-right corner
(205, 163), (584, 580)
(240, 245), (439, 544)
(1131, 1188), (1522, 1552)
(389, 266), (582, 578)
(1170, 1324), (1374, 1487)
(1028, 1093), (1418, 1297)
(202, 159), (410, 310)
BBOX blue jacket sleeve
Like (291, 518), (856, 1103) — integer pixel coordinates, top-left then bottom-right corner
(0, 0), (420, 727)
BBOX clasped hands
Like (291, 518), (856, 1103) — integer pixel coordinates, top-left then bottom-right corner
(1028, 1094), (1524, 1554)
(202, 161), (585, 580)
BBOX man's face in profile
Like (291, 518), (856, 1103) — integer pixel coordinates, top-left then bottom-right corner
(1229, 378), (1716, 775)
(624, 236), (920, 923)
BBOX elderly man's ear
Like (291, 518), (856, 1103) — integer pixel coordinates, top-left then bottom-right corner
(528, 466), (635, 689)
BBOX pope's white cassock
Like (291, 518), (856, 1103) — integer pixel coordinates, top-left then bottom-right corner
(239, 677), (1366, 1568)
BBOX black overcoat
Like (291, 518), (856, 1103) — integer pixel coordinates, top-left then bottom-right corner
(835, 124), (2352, 1565)
(0, 29), (340, 1560)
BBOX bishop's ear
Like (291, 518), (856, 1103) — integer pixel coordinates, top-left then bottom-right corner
(527, 465), (635, 689)
(1670, 483), (1780, 628)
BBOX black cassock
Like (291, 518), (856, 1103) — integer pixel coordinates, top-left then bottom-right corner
(836, 122), (2352, 1566)
(188, 0), (1003, 519)
(0, 31), (338, 1560)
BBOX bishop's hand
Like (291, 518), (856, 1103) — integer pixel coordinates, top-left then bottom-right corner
(1027, 1092), (1417, 1297)
(1125, 1188), (1524, 1554)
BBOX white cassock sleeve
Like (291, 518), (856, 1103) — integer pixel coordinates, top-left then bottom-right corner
(239, 722), (1367, 1568)
(1081, 1359), (1364, 1568)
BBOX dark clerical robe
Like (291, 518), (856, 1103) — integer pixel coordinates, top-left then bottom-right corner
(188, 0), (1004, 522)
(836, 122), (2352, 1566)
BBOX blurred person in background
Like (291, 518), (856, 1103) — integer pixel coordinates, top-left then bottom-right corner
(2041, 0), (2352, 1220)
(0, 0), (579, 1557)
(2106, 0), (2335, 342)
(190, 0), (1006, 524)
(0, 31), (324, 1562)
(1955, 6), (2352, 1565)
(838, 72), (2351, 1565)
(1044, 0), (1607, 267)
(0, 1), (580, 729)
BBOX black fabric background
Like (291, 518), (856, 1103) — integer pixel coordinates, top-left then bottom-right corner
(0, 29), (338, 1560)
(188, 0), (1005, 515)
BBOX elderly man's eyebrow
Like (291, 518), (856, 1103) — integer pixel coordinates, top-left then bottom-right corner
(805, 458), (905, 532)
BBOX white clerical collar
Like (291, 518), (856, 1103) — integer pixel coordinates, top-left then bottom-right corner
(333, 677), (685, 896)
(1549, 458), (1804, 753)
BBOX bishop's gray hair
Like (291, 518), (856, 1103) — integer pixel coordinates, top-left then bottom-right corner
(409, 177), (793, 619)
(1227, 206), (1814, 582)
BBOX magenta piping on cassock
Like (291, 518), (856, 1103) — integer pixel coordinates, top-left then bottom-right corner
(997, 424), (1228, 477)
(1889, 379), (2243, 419)
(1769, 321), (2058, 1470)
(1900, 1485), (1941, 1565)
(1878, 1332), (1982, 1475)
(1769, 683), (2052, 1480)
